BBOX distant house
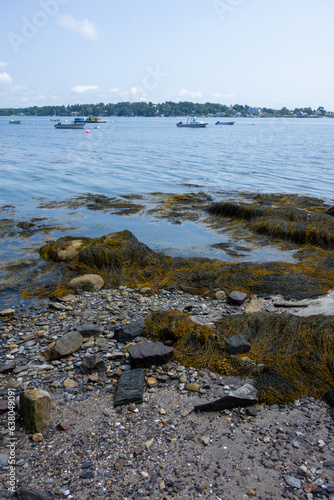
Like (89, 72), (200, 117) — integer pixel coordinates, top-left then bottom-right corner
(296, 111), (307, 118)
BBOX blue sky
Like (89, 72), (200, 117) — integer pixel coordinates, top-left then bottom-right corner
(1, 0), (334, 110)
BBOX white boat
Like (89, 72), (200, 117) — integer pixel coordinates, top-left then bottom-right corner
(215, 121), (235, 125)
(9, 120), (21, 124)
(54, 122), (85, 129)
(176, 117), (208, 128)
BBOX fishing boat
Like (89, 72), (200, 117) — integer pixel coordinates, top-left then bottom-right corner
(9, 120), (21, 124)
(74, 116), (106, 124)
(177, 117), (208, 128)
(54, 121), (85, 129)
(215, 121), (235, 125)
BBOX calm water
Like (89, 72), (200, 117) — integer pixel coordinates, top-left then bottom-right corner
(1, 116), (333, 202)
(0, 116), (333, 308)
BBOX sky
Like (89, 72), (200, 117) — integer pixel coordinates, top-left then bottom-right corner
(1, 0), (334, 110)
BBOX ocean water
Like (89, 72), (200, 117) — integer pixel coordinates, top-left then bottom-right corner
(0, 115), (333, 305)
(1, 116), (333, 202)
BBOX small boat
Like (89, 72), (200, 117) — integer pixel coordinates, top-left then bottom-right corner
(177, 117), (208, 128)
(215, 121), (235, 125)
(54, 122), (85, 129)
(9, 120), (21, 124)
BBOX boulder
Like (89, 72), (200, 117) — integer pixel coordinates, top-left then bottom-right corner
(68, 274), (104, 292)
(194, 383), (258, 412)
(114, 368), (145, 406)
(49, 331), (83, 360)
(114, 318), (146, 343)
(77, 323), (101, 337)
(128, 341), (174, 368)
(20, 390), (51, 433)
(225, 333), (251, 355)
(227, 290), (248, 306)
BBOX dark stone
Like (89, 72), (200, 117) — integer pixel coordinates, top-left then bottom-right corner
(14, 485), (54, 499)
(81, 355), (107, 374)
(225, 333), (251, 355)
(0, 400), (9, 412)
(227, 290), (248, 306)
(324, 388), (334, 409)
(76, 323), (101, 337)
(128, 341), (174, 368)
(114, 368), (145, 407)
(80, 471), (94, 479)
(194, 383), (258, 412)
(114, 318), (146, 343)
(0, 361), (16, 374)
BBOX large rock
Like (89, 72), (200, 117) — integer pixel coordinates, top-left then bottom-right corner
(68, 274), (104, 292)
(225, 333), (251, 355)
(20, 390), (51, 433)
(49, 331), (83, 360)
(128, 341), (174, 368)
(114, 368), (145, 406)
(16, 485), (54, 499)
(227, 290), (248, 306)
(114, 318), (146, 343)
(194, 383), (258, 412)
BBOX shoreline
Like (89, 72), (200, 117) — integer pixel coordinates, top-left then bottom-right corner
(0, 287), (333, 499)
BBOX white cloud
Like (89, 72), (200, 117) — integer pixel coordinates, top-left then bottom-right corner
(71, 85), (99, 94)
(109, 88), (120, 93)
(178, 89), (203, 99)
(0, 72), (12, 85)
(0, 62), (8, 69)
(212, 92), (235, 99)
(57, 14), (100, 41)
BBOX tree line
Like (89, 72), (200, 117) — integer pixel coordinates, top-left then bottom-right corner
(0, 102), (330, 117)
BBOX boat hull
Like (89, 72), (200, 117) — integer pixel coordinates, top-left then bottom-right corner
(215, 121), (235, 125)
(177, 122), (207, 128)
(54, 123), (85, 129)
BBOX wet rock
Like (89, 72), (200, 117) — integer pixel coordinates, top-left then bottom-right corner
(68, 274), (104, 292)
(49, 331), (83, 360)
(114, 318), (146, 343)
(128, 341), (174, 368)
(227, 290), (248, 306)
(225, 333), (251, 354)
(284, 475), (301, 488)
(114, 368), (145, 406)
(194, 383), (258, 412)
(20, 389), (51, 433)
(81, 355), (107, 374)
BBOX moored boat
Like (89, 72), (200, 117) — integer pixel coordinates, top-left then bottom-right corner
(215, 121), (235, 125)
(9, 120), (21, 124)
(54, 122), (85, 129)
(177, 117), (208, 128)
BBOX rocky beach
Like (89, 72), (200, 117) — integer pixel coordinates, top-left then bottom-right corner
(0, 285), (333, 500)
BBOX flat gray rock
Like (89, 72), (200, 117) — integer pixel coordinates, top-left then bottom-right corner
(194, 383), (258, 412)
(114, 368), (145, 407)
(128, 341), (174, 368)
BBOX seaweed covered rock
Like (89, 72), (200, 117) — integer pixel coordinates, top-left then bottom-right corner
(144, 310), (242, 375)
(216, 312), (334, 403)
